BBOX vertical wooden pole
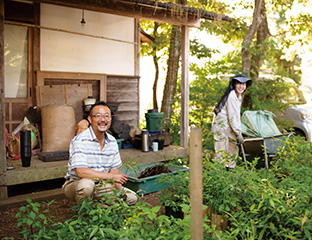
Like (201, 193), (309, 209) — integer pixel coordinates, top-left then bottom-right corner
(0, 0), (7, 199)
(32, 3), (40, 107)
(134, 18), (140, 127)
(190, 127), (203, 240)
(180, 25), (189, 148)
(134, 18), (140, 77)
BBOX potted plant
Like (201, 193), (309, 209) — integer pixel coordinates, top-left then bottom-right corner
(158, 171), (190, 219)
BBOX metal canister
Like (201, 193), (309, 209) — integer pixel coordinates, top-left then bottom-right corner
(141, 130), (151, 152)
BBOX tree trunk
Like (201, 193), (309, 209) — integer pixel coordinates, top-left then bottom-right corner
(161, 24), (181, 130)
(250, 0), (270, 80)
(152, 22), (159, 110)
(242, 0), (265, 75)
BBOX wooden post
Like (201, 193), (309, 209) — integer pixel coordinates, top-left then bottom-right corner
(134, 18), (140, 77)
(134, 18), (140, 127)
(32, 2), (40, 106)
(180, 25), (189, 148)
(0, 0), (7, 199)
(190, 127), (203, 240)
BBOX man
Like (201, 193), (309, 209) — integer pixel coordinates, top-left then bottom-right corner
(63, 101), (138, 206)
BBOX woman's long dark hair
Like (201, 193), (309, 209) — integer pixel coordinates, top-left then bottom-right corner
(213, 81), (235, 115)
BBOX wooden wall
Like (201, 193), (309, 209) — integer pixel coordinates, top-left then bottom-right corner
(5, 99), (29, 133)
(5, 73), (140, 132)
(106, 75), (139, 128)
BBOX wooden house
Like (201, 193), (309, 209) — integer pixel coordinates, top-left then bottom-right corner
(0, 0), (233, 200)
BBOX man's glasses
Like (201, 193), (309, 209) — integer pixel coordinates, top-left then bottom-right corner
(91, 113), (112, 120)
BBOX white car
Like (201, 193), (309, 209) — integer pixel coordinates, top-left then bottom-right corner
(258, 74), (312, 142)
(281, 97), (312, 141)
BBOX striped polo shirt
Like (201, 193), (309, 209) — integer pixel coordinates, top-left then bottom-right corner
(65, 126), (122, 180)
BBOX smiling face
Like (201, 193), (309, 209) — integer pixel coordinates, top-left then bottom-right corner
(88, 105), (112, 134)
(234, 82), (247, 95)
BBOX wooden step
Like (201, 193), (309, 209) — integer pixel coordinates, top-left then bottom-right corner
(0, 188), (65, 211)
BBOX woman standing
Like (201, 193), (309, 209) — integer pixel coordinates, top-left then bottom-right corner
(212, 74), (252, 169)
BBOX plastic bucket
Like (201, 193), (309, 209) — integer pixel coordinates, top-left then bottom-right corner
(117, 139), (124, 150)
(145, 112), (164, 133)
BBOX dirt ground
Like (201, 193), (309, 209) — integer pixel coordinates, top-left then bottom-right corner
(0, 191), (165, 239)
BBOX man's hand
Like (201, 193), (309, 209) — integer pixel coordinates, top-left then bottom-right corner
(112, 172), (128, 184)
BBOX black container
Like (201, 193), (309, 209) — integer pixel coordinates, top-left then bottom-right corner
(20, 130), (31, 167)
(153, 139), (164, 150)
(148, 109), (158, 113)
(165, 206), (184, 219)
(134, 135), (142, 149)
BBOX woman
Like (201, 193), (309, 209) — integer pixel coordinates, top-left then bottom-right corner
(212, 74), (252, 169)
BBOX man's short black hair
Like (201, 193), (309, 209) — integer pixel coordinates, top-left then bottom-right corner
(89, 101), (111, 115)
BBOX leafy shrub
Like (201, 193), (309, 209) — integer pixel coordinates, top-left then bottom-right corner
(14, 188), (218, 239)
(201, 136), (312, 239)
(158, 171), (190, 212)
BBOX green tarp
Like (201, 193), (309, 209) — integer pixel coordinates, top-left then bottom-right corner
(241, 110), (281, 138)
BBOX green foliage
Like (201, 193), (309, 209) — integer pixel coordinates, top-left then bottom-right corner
(190, 39), (219, 59)
(158, 171), (190, 211)
(15, 198), (55, 239)
(201, 136), (312, 239)
(13, 188), (215, 239)
(243, 76), (292, 113)
(140, 20), (170, 60)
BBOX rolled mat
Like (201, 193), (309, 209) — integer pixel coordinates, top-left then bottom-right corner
(41, 104), (76, 152)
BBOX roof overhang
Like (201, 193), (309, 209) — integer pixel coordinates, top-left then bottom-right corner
(31, 0), (233, 28)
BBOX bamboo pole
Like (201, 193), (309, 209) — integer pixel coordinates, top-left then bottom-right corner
(4, 20), (138, 46)
(190, 127), (203, 240)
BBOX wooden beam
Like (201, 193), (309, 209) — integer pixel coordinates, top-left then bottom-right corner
(33, 0), (201, 27)
(180, 25), (189, 148)
(0, 0), (6, 174)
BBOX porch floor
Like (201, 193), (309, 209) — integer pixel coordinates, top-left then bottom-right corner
(1, 145), (188, 200)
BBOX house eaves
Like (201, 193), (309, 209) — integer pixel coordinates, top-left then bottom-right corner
(32, 0), (233, 28)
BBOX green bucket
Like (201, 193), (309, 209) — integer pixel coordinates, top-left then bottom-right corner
(145, 112), (164, 133)
(116, 139), (124, 150)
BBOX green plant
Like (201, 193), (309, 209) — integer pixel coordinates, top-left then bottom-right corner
(202, 136), (312, 239)
(13, 188), (218, 239)
(202, 156), (250, 215)
(15, 198), (55, 239)
(158, 171), (190, 212)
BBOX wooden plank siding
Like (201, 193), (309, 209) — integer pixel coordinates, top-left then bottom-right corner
(5, 99), (30, 133)
(106, 75), (140, 127)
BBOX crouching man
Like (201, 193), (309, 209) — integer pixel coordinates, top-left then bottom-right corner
(62, 101), (138, 206)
